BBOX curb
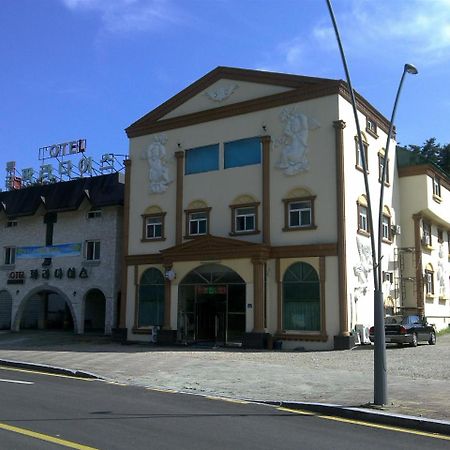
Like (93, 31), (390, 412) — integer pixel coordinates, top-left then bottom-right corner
(264, 400), (450, 436)
(0, 359), (101, 380)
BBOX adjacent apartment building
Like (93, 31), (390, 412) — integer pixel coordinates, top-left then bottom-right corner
(0, 173), (124, 334)
(120, 66), (423, 350)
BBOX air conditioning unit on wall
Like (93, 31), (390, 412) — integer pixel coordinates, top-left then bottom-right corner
(391, 225), (401, 235)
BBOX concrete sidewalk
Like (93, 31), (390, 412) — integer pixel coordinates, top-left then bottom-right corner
(0, 331), (449, 434)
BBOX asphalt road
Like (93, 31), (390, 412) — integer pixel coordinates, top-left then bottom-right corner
(0, 367), (448, 450)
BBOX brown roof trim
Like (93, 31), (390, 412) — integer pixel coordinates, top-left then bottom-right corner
(126, 68), (391, 139)
(126, 66), (339, 134)
(125, 241), (338, 266)
(399, 164), (450, 191)
(127, 82), (342, 137)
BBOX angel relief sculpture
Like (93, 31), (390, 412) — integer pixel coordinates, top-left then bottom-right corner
(275, 107), (320, 176)
(353, 236), (373, 300)
(142, 134), (172, 194)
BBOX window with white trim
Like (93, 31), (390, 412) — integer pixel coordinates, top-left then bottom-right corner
(287, 200), (313, 229)
(143, 214), (164, 240)
(4, 247), (15, 265)
(425, 269), (434, 295)
(382, 214), (391, 241)
(433, 176), (441, 197)
(358, 205), (369, 234)
(187, 210), (209, 236)
(86, 240), (101, 261)
(234, 206), (256, 233)
(422, 221), (432, 246)
(87, 208), (102, 219)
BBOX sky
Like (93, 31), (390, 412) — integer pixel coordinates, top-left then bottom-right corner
(1, 0), (450, 188)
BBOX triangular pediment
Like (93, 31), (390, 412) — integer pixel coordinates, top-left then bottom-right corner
(160, 234), (269, 262)
(126, 66), (341, 138)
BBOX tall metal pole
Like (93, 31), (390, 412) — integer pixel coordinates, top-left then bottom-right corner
(326, 0), (417, 405)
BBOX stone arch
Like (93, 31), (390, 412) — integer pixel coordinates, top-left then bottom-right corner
(12, 285), (79, 334)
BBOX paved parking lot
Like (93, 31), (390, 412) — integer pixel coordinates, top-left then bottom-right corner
(0, 330), (449, 421)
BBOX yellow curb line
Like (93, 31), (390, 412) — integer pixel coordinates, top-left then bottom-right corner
(277, 407), (450, 441)
(0, 422), (99, 449)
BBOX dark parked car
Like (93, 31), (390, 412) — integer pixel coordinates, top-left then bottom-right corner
(369, 314), (436, 347)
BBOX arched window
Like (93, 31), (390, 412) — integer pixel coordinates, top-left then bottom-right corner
(283, 262), (320, 331)
(138, 268), (164, 327)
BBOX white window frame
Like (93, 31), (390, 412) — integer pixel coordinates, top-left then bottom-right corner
(87, 208), (102, 219)
(382, 215), (391, 241)
(86, 240), (101, 261)
(4, 247), (16, 265)
(288, 201), (312, 228)
(425, 270), (434, 295)
(145, 216), (163, 240)
(188, 211), (208, 236)
(235, 206), (256, 233)
(422, 222), (432, 246)
(358, 205), (369, 233)
(433, 177), (441, 197)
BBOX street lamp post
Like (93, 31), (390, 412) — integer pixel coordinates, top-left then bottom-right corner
(326, 0), (418, 405)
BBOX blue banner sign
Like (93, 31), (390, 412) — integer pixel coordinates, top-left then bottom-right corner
(16, 243), (82, 259)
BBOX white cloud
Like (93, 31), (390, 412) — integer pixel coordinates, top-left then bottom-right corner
(314, 0), (450, 65)
(61, 0), (187, 34)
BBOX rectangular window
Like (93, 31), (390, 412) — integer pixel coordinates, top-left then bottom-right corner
(383, 272), (394, 283)
(224, 137), (261, 169)
(145, 216), (163, 239)
(188, 211), (208, 236)
(438, 228), (444, 243)
(4, 247), (16, 265)
(86, 240), (100, 261)
(422, 222), (432, 246)
(366, 118), (378, 136)
(289, 201), (312, 228)
(185, 144), (219, 175)
(425, 270), (434, 295)
(378, 154), (389, 184)
(382, 215), (391, 241)
(235, 207), (256, 232)
(87, 208), (102, 219)
(433, 177), (441, 197)
(355, 140), (369, 171)
(358, 205), (369, 233)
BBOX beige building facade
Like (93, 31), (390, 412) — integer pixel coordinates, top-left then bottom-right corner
(120, 67), (447, 350)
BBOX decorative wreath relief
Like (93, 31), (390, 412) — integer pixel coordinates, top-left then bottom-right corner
(204, 83), (238, 102)
(275, 107), (320, 176)
(142, 134), (172, 194)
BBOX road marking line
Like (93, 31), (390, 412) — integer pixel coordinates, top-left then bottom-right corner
(277, 407), (314, 415)
(206, 396), (249, 404)
(277, 407), (450, 441)
(318, 414), (450, 441)
(0, 378), (34, 385)
(0, 366), (96, 382)
(0, 422), (99, 449)
(146, 387), (178, 394)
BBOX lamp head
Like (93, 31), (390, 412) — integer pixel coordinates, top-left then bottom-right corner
(404, 63), (418, 75)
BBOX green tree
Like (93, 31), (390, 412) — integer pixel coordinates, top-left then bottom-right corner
(398, 138), (450, 175)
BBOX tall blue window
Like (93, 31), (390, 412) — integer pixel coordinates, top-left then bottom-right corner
(185, 144), (219, 175)
(224, 137), (261, 169)
(138, 268), (164, 327)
